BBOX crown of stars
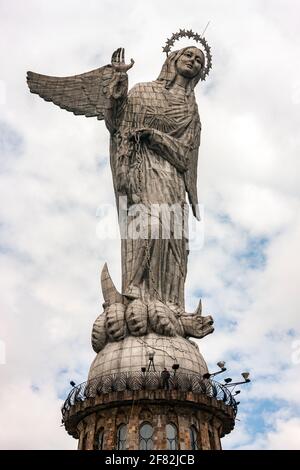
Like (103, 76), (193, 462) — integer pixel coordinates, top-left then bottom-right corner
(162, 29), (212, 81)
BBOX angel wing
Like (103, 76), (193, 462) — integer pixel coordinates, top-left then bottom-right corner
(27, 64), (116, 120)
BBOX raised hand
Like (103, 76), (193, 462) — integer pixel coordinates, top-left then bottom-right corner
(111, 47), (134, 73)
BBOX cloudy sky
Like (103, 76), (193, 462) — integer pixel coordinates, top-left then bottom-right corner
(1, 0), (300, 449)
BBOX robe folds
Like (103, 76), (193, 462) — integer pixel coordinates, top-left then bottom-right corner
(108, 80), (201, 308)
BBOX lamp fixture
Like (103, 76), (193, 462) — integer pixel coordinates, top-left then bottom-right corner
(203, 361), (227, 379)
(241, 372), (250, 382)
(217, 361), (226, 369)
(223, 372), (251, 388)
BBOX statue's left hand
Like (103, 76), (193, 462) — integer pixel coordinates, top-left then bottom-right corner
(111, 48), (134, 73)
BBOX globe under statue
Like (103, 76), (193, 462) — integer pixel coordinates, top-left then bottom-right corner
(27, 30), (237, 450)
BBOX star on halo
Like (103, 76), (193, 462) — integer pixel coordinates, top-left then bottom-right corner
(162, 28), (213, 81)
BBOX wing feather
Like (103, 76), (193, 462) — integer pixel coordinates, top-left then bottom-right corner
(27, 65), (114, 120)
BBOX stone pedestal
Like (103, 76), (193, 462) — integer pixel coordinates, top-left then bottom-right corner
(88, 333), (208, 378)
(64, 389), (235, 450)
(62, 332), (236, 450)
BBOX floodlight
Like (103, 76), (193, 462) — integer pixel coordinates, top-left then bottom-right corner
(241, 372), (250, 381)
(217, 361), (226, 369)
(224, 378), (232, 384)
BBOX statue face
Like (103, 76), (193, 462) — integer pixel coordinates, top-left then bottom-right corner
(176, 47), (204, 79)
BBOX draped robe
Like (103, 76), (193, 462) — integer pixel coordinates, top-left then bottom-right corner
(108, 79), (201, 309)
(26, 47), (202, 311)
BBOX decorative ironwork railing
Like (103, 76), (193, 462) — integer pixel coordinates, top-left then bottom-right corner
(61, 371), (237, 417)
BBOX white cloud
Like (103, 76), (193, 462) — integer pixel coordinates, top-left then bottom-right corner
(263, 415), (300, 450)
(0, 381), (76, 449)
(224, 408), (300, 450)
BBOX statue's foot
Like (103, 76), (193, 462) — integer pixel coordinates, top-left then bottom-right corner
(148, 300), (183, 337)
(126, 298), (148, 336)
(123, 285), (140, 300)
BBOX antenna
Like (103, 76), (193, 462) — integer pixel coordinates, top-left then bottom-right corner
(201, 21), (210, 37)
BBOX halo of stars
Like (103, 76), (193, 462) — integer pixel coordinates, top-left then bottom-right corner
(162, 29), (212, 81)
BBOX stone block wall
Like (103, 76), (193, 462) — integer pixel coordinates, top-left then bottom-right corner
(74, 396), (225, 450)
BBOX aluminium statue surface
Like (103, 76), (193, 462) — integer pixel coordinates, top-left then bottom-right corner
(27, 30), (214, 376)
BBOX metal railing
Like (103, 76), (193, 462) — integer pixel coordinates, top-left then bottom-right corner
(61, 371), (237, 417)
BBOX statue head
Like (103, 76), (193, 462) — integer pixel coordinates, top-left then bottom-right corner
(176, 47), (205, 79)
(157, 46), (205, 94)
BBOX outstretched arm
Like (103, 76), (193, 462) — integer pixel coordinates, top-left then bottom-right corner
(108, 48), (134, 99)
(104, 48), (134, 132)
(112, 48), (134, 72)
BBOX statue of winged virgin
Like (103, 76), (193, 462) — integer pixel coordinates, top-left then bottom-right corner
(27, 33), (214, 351)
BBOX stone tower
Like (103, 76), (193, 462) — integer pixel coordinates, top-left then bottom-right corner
(62, 266), (236, 450)
(62, 328), (236, 450)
